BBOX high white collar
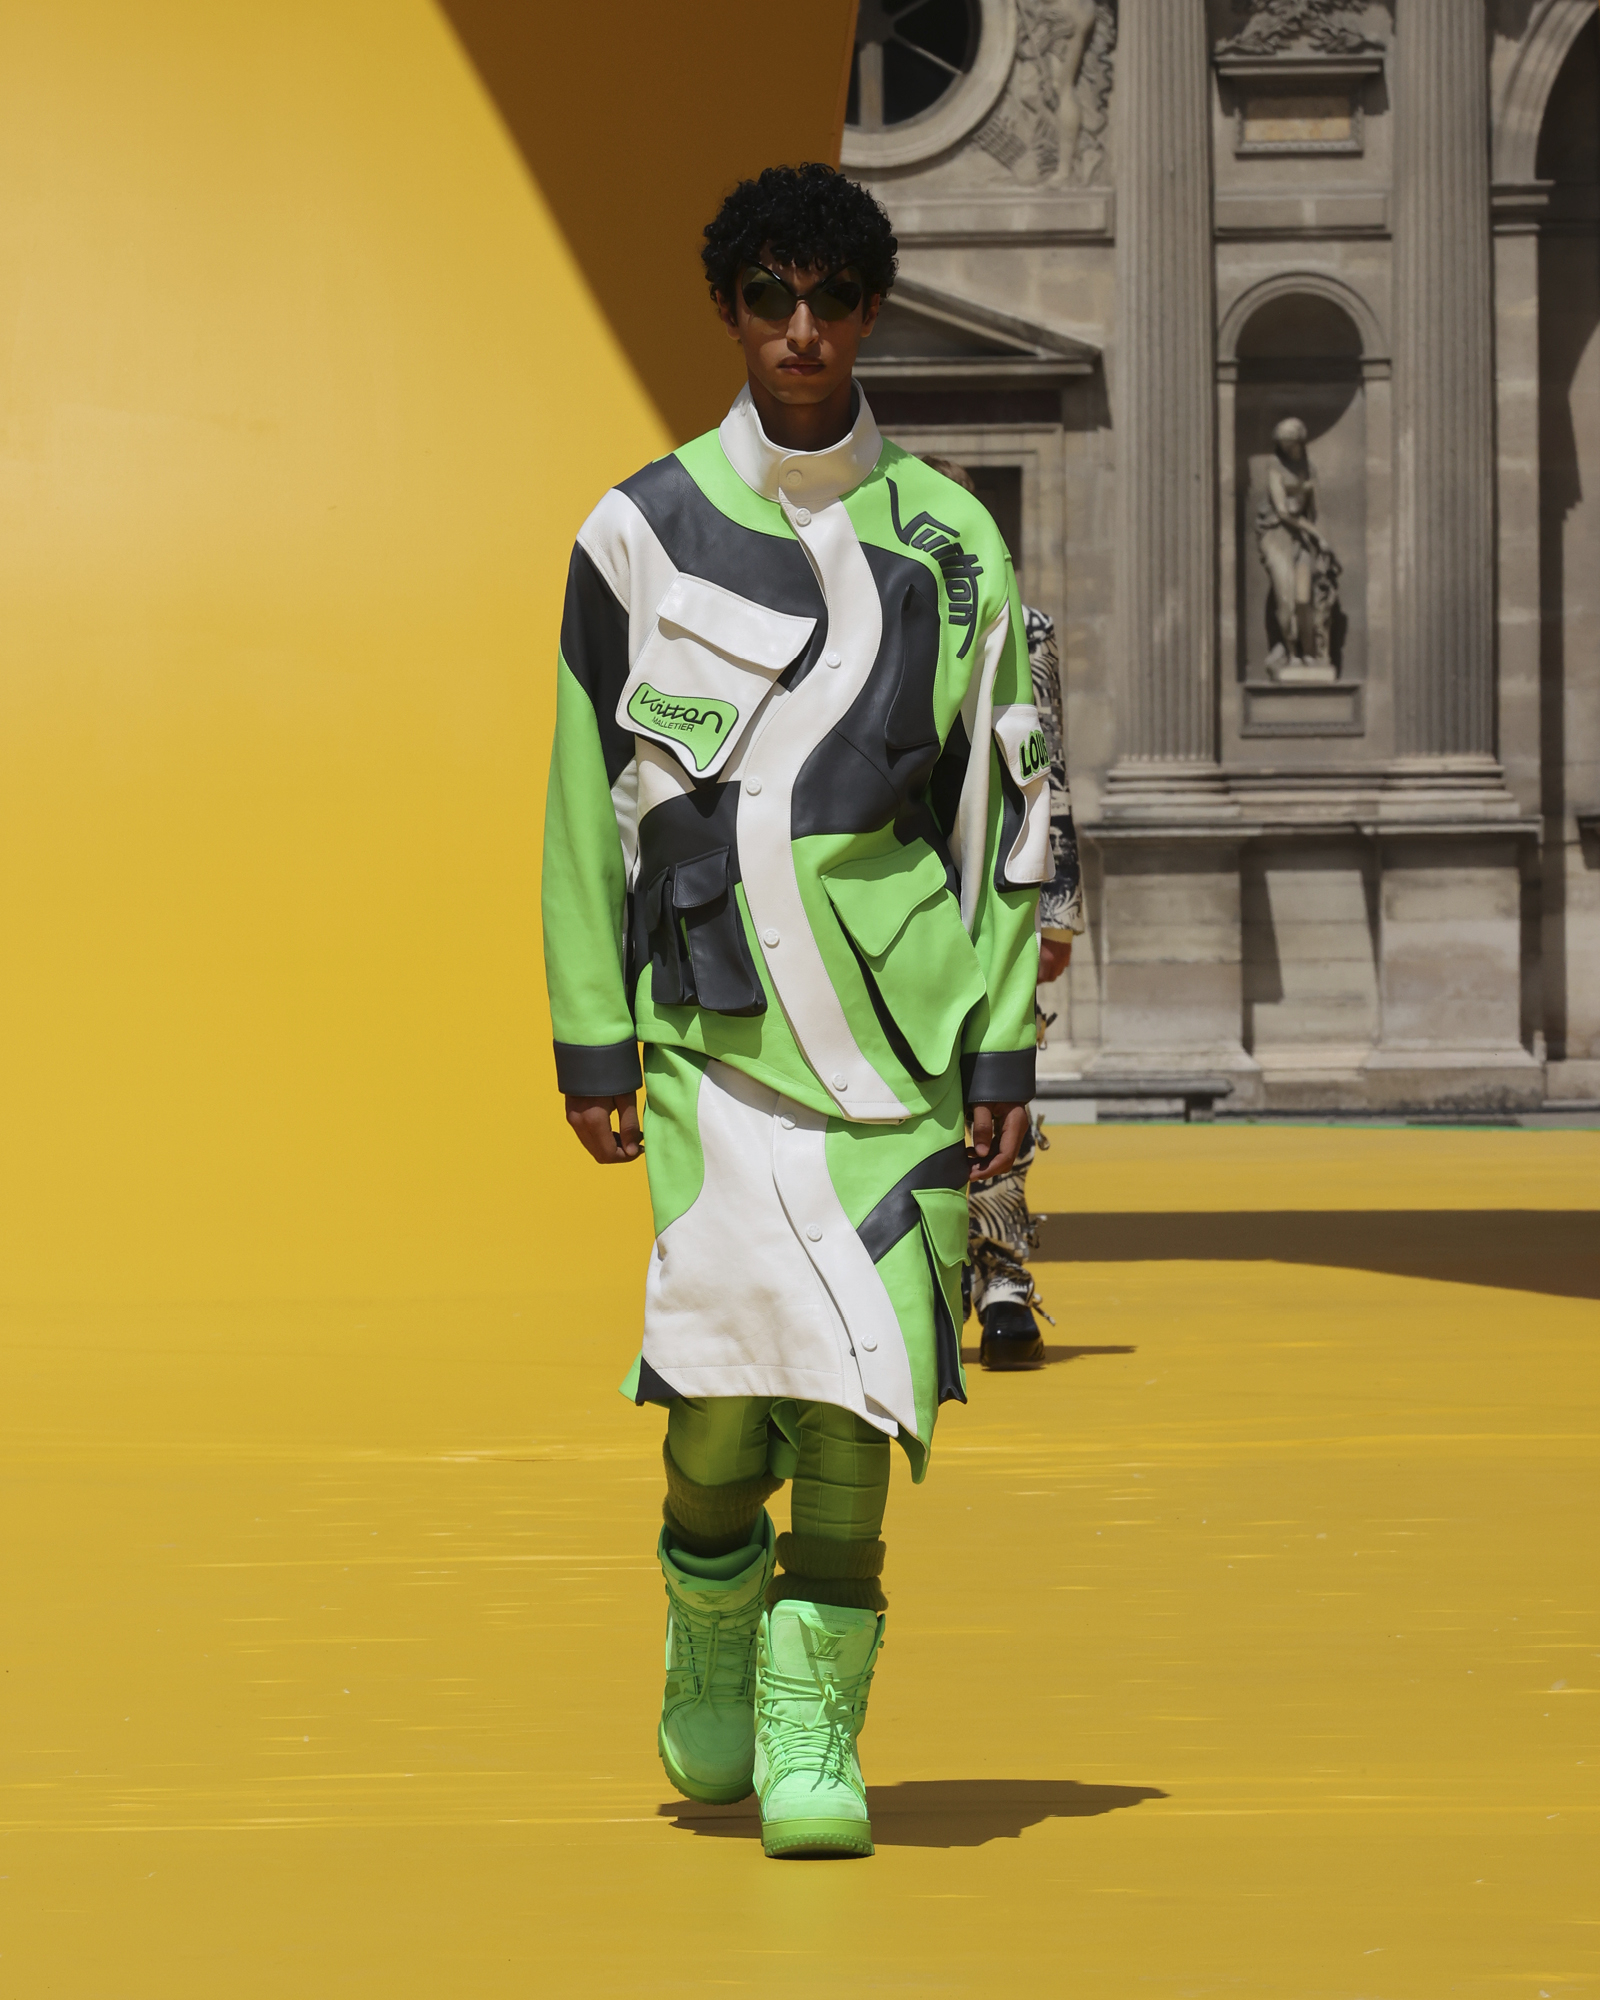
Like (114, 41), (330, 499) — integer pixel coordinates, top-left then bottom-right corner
(718, 381), (883, 508)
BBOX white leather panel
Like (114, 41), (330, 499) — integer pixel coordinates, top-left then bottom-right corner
(643, 1063), (856, 1411)
(735, 487), (907, 1122)
(574, 486), (678, 665)
(633, 736), (701, 823)
(642, 1061), (916, 1438)
(609, 758), (640, 882)
(769, 1097), (918, 1436)
(951, 603), (1012, 930)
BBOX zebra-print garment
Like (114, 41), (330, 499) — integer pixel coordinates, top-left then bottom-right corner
(1023, 605), (1084, 938)
(966, 1114), (1053, 1319)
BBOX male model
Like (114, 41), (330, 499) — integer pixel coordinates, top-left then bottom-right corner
(543, 164), (1047, 1857)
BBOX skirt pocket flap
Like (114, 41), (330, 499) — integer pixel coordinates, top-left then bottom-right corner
(912, 1186), (971, 1272)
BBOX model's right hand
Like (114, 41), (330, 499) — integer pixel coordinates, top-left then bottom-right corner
(564, 1092), (643, 1164)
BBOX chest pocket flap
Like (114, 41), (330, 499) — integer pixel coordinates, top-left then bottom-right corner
(618, 574), (817, 780)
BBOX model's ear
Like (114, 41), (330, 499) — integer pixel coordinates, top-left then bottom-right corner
(860, 292), (882, 339)
(715, 289), (742, 339)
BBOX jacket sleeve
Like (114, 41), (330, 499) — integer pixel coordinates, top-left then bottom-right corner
(541, 538), (643, 1097)
(960, 563), (1045, 1106)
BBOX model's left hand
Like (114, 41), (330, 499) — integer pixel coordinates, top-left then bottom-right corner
(968, 1100), (1029, 1182)
(1038, 936), (1073, 984)
(564, 1091), (643, 1164)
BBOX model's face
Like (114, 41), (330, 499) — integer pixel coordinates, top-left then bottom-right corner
(718, 254), (880, 410)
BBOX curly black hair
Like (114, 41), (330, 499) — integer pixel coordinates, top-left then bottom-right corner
(701, 163), (898, 308)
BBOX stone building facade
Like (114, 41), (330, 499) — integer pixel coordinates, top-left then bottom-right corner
(847, 0), (1599, 1111)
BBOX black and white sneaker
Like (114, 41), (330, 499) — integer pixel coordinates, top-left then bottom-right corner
(977, 1298), (1046, 1370)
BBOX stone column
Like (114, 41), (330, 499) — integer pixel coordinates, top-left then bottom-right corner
(1364, 2), (1541, 1113)
(1086, 2), (1257, 1099)
(1108, 0), (1217, 780)
(1391, 0), (1496, 761)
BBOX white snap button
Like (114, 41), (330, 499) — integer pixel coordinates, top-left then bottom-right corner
(745, 776), (762, 795)
(762, 928), (780, 948)
(823, 648), (842, 667)
(793, 507), (812, 527)
(806, 1224), (823, 1242)
(860, 1335), (878, 1352)
(832, 1073), (849, 1090)
(779, 1115), (795, 1130)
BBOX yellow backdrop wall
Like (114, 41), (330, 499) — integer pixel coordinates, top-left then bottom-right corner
(0, 0), (855, 1302)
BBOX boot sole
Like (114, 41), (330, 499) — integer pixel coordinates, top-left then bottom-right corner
(657, 1724), (754, 1806)
(979, 1339), (1045, 1370)
(762, 1816), (874, 1859)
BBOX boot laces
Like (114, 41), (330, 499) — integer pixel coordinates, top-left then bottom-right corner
(756, 1660), (872, 1789)
(674, 1602), (755, 1709)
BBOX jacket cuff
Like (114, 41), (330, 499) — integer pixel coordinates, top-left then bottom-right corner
(962, 1047), (1036, 1106)
(553, 1038), (643, 1096)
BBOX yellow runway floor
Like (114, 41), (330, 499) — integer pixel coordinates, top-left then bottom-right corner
(4, 1129), (1598, 1995)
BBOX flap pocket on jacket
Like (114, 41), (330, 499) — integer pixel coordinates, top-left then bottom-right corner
(993, 701), (1050, 790)
(913, 1186), (970, 1272)
(819, 840), (986, 1078)
(818, 841), (952, 957)
(671, 847), (729, 909)
(991, 700), (1052, 888)
(618, 574), (817, 779)
(639, 844), (766, 1017)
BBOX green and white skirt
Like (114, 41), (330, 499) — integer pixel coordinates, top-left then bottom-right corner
(619, 1044), (970, 1479)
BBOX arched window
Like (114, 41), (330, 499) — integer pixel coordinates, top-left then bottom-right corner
(846, 0), (982, 133)
(841, 1), (1018, 171)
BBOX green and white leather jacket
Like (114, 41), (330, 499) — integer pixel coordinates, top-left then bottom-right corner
(542, 384), (1049, 1126)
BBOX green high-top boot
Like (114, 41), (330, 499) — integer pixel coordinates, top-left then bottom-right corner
(657, 1511), (777, 1804)
(753, 1598), (884, 1858)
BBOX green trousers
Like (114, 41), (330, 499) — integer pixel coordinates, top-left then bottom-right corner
(663, 1396), (890, 1612)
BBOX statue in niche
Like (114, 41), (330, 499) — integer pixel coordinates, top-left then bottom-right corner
(1254, 417), (1343, 681)
(1216, 0), (1383, 58)
(973, 0), (1116, 187)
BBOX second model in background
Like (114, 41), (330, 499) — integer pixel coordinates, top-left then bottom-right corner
(923, 454), (1085, 1371)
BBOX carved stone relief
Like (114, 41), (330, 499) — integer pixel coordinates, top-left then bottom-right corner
(972, 0), (1117, 186)
(1216, 0), (1382, 59)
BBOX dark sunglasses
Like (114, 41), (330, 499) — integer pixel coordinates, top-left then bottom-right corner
(738, 264), (865, 323)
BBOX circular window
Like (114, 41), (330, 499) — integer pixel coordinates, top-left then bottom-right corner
(842, 0), (1018, 172)
(848, 0), (981, 132)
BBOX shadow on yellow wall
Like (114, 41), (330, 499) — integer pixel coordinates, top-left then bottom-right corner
(436, 2), (857, 444)
(0, 0), (853, 1304)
